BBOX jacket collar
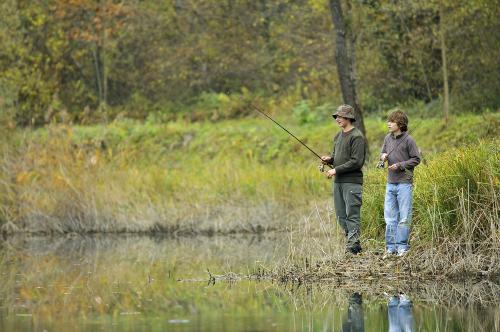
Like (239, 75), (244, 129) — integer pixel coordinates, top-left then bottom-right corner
(392, 132), (407, 139)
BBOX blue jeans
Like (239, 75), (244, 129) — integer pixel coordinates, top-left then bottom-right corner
(388, 296), (415, 332)
(384, 183), (413, 253)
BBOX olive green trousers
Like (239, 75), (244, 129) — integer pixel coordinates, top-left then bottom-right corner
(333, 182), (363, 252)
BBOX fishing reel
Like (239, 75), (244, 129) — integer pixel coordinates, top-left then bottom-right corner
(376, 161), (385, 169)
(318, 164), (325, 172)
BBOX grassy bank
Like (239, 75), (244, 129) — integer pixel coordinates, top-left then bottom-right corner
(0, 113), (498, 240)
(261, 196), (499, 283)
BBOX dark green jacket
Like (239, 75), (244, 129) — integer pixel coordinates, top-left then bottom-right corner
(330, 128), (366, 184)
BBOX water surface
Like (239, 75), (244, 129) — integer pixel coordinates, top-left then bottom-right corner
(0, 235), (498, 331)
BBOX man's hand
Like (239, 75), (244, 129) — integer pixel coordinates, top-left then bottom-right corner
(380, 153), (388, 161)
(321, 155), (332, 165)
(388, 163), (399, 171)
(326, 168), (336, 178)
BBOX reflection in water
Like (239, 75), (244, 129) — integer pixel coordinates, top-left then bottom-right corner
(0, 235), (498, 331)
(342, 292), (364, 332)
(388, 293), (415, 332)
(339, 292), (415, 332)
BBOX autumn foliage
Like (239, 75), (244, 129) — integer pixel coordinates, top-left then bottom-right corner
(0, 0), (498, 127)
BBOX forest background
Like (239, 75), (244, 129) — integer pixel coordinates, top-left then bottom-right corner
(0, 0), (498, 126)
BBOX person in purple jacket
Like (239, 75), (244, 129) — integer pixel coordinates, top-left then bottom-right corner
(380, 110), (420, 257)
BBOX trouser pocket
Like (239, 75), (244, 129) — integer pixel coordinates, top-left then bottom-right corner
(348, 189), (362, 207)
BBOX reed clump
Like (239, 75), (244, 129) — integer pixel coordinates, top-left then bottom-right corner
(0, 124), (325, 234)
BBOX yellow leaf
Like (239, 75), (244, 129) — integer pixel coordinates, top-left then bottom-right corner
(16, 171), (37, 185)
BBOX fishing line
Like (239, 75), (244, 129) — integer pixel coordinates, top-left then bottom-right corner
(250, 103), (333, 170)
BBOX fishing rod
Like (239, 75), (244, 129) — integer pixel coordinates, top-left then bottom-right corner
(250, 103), (332, 170)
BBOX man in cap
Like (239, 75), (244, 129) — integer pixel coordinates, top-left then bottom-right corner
(321, 104), (366, 255)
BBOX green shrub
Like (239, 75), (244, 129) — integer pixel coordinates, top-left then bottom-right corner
(292, 100), (331, 125)
(413, 141), (499, 240)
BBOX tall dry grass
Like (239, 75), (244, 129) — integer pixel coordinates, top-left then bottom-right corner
(0, 116), (498, 241)
(0, 125), (326, 234)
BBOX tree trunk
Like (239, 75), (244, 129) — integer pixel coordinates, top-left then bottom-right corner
(439, 2), (450, 126)
(92, 43), (103, 105)
(100, 0), (108, 122)
(102, 31), (108, 106)
(328, 0), (367, 138)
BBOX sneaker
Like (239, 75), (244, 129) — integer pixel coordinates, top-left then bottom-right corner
(351, 245), (363, 255)
(397, 249), (409, 257)
(345, 246), (362, 256)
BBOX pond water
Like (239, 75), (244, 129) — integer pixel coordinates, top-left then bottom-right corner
(0, 235), (498, 331)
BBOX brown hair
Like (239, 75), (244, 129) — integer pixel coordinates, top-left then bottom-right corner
(387, 109), (408, 132)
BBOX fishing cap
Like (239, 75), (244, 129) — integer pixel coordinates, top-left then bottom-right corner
(332, 104), (356, 122)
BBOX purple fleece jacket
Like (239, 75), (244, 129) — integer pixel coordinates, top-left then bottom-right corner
(381, 132), (420, 183)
